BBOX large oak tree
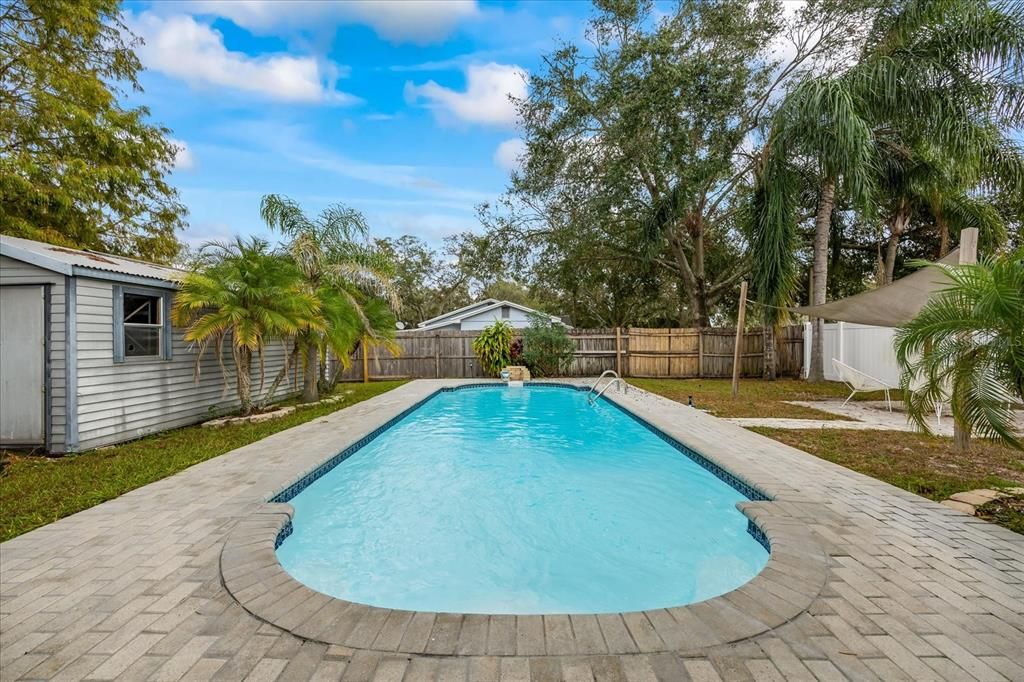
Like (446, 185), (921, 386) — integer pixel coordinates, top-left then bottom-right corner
(480, 0), (869, 327)
(1, 0), (185, 261)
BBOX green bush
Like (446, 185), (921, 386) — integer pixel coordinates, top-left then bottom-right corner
(472, 321), (513, 376)
(522, 313), (575, 377)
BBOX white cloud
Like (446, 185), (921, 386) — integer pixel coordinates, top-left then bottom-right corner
(221, 119), (495, 205)
(405, 63), (527, 127)
(128, 12), (357, 104)
(169, 138), (195, 170)
(186, 0), (479, 45)
(493, 138), (526, 172)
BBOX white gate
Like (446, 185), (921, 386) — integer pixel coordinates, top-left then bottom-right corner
(803, 321), (901, 386)
(0, 285), (45, 445)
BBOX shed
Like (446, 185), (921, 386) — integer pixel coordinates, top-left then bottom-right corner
(0, 235), (299, 453)
(409, 299), (568, 332)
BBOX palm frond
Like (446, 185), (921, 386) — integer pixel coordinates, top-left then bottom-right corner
(895, 248), (1024, 448)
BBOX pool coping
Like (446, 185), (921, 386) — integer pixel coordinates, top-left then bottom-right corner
(220, 379), (829, 656)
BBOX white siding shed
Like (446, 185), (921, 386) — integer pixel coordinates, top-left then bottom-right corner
(0, 236), (299, 453)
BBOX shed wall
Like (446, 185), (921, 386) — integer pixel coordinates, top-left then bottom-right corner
(0, 256), (67, 450)
(74, 277), (300, 450)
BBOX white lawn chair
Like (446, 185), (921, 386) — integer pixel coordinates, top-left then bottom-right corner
(832, 359), (895, 411)
(908, 371), (947, 429)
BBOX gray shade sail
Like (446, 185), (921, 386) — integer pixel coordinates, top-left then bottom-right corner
(790, 249), (961, 328)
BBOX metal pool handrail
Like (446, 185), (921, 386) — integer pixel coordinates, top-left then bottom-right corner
(590, 377), (626, 404)
(587, 370), (625, 403)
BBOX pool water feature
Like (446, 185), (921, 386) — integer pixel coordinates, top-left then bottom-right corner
(276, 385), (769, 615)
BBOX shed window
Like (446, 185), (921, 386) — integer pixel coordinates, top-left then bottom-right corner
(124, 293), (162, 356)
(113, 286), (172, 362)
(501, 306), (510, 319)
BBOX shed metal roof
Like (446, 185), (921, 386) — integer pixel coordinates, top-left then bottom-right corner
(0, 235), (184, 288)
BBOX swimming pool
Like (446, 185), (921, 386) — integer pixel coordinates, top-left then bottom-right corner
(275, 384), (769, 615)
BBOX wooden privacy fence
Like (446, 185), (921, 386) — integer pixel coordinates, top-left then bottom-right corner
(338, 326), (803, 381)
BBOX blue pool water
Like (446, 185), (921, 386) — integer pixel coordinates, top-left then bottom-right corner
(276, 386), (768, 614)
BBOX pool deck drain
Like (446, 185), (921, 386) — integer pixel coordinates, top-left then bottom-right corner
(2, 379), (1023, 681)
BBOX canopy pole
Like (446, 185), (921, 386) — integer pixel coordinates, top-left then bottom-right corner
(959, 228), (978, 265)
(732, 281), (748, 398)
(953, 228), (979, 452)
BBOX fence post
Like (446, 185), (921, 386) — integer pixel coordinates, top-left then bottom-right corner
(837, 321), (845, 366)
(697, 330), (704, 378)
(803, 321), (812, 379)
(362, 337), (369, 384)
(624, 328), (631, 377)
(434, 333), (441, 378)
(614, 327), (622, 376)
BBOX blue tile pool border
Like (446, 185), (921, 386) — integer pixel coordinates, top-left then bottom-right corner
(269, 381), (771, 549)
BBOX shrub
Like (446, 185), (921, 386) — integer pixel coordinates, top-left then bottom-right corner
(472, 321), (513, 376)
(522, 313), (575, 377)
(510, 338), (524, 363)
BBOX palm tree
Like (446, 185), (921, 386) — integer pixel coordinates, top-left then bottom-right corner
(755, 76), (877, 381)
(895, 248), (1024, 452)
(317, 289), (400, 390)
(749, 147), (804, 379)
(753, 0), (1024, 380)
(876, 127), (1022, 282)
(172, 238), (319, 415)
(260, 194), (400, 402)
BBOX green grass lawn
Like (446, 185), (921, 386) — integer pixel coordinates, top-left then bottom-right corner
(627, 377), (895, 420)
(752, 428), (1024, 534)
(629, 378), (1023, 534)
(0, 380), (406, 542)
(752, 427), (1024, 502)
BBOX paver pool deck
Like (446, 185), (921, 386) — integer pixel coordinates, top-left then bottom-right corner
(2, 379), (1022, 681)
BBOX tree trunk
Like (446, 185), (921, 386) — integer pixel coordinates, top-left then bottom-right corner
(236, 347), (253, 415)
(763, 325), (777, 380)
(954, 419), (971, 453)
(693, 221), (711, 328)
(693, 293), (710, 328)
(884, 200), (911, 285)
(808, 178), (835, 382)
(258, 343), (298, 410)
(302, 336), (319, 403)
(937, 212), (950, 258)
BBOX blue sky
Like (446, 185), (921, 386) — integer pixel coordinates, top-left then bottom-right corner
(122, 1), (594, 248)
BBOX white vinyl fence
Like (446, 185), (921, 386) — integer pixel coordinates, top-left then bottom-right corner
(803, 322), (901, 385)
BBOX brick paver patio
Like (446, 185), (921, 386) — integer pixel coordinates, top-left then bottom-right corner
(2, 380), (1022, 681)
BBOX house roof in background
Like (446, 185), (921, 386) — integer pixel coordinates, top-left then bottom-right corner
(413, 299), (569, 332)
(415, 298), (499, 328)
(0, 235), (183, 289)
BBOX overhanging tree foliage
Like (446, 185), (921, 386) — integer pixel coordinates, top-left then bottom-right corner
(753, 0), (1024, 381)
(0, 0), (186, 261)
(479, 0), (875, 327)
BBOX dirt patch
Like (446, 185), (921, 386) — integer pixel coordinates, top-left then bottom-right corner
(976, 495), (1024, 534)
